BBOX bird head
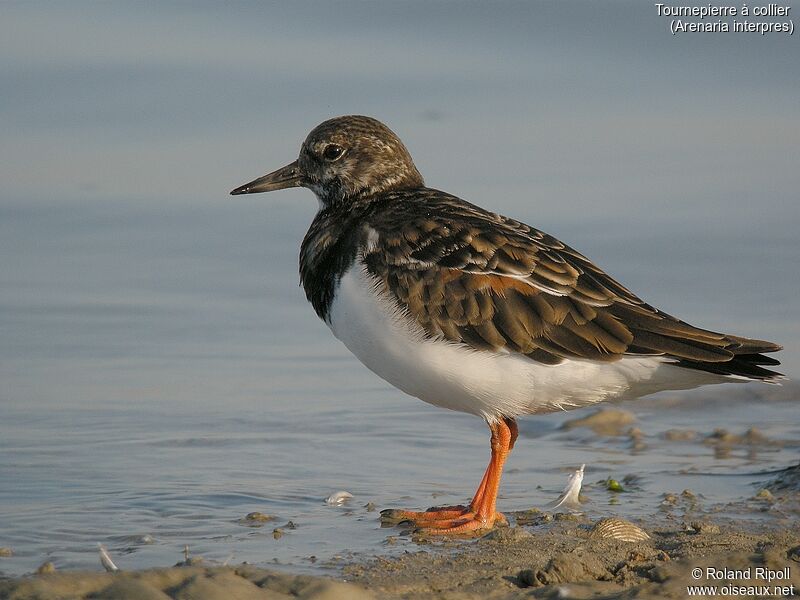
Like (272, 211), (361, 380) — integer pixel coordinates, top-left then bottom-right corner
(231, 115), (424, 206)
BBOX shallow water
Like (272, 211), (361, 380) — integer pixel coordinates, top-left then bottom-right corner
(1, 1), (799, 579)
(0, 199), (797, 577)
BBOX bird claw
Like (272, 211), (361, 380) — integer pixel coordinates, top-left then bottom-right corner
(381, 504), (506, 535)
(380, 505), (471, 526)
(414, 512), (507, 536)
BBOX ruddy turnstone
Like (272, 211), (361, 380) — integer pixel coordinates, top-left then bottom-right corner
(231, 115), (782, 534)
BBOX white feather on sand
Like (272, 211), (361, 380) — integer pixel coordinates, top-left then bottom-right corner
(98, 544), (119, 572)
(548, 464), (585, 511)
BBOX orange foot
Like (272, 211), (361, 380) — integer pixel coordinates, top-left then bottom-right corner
(414, 510), (507, 535)
(380, 505), (471, 526)
(381, 506), (506, 535)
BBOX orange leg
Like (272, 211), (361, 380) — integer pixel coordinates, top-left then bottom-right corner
(380, 417), (518, 535)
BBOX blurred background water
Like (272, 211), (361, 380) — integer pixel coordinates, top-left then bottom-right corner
(1, 1), (798, 577)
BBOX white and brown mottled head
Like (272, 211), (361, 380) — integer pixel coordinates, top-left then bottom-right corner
(231, 115), (424, 205)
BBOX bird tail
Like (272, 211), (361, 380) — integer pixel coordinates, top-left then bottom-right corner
(674, 337), (783, 381)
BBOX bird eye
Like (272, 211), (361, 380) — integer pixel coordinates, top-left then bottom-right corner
(322, 144), (344, 161)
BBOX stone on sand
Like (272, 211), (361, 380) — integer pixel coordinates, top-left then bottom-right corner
(562, 409), (635, 436)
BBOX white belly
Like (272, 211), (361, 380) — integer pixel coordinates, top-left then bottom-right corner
(327, 262), (728, 421)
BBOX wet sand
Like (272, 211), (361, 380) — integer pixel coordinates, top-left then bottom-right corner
(1, 522), (797, 599)
(349, 516), (799, 598)
(3, 467), (798, 600)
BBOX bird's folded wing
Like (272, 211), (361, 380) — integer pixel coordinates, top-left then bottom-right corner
(362, 199), (777, 365)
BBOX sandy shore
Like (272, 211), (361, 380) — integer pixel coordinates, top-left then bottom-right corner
(349, 519), (799, 599)
(1, 524), (797, 599)
(3, 475), (798, 600)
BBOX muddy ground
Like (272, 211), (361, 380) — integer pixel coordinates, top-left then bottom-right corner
(2, 476), (798, 600)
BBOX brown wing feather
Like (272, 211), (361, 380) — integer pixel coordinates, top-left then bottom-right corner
(362, 190), (782, 374)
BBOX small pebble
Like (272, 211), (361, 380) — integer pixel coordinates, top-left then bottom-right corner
(562, 409), (635, 436)
(628, 427), (646, 451)
(36, 562), (55, 574)
(273, 528), (284, 540)
(661, 493), (678, 505)
(753, 488), (774, 502)
(690, 521), (720, 535)
(663, 429), (697, 441)
(481, 526), (532, 543)
(326, 491), (354, 505)
(243, 511), (275, 523)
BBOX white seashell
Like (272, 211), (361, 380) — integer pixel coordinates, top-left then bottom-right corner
(98, 543), (119, 572)
(591, 517), (650, 542)
(325, 490), (354, 505)
(548, 464), (585, 511)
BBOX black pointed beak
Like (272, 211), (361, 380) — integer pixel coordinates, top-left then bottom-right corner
(230, 160), (302, 195)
